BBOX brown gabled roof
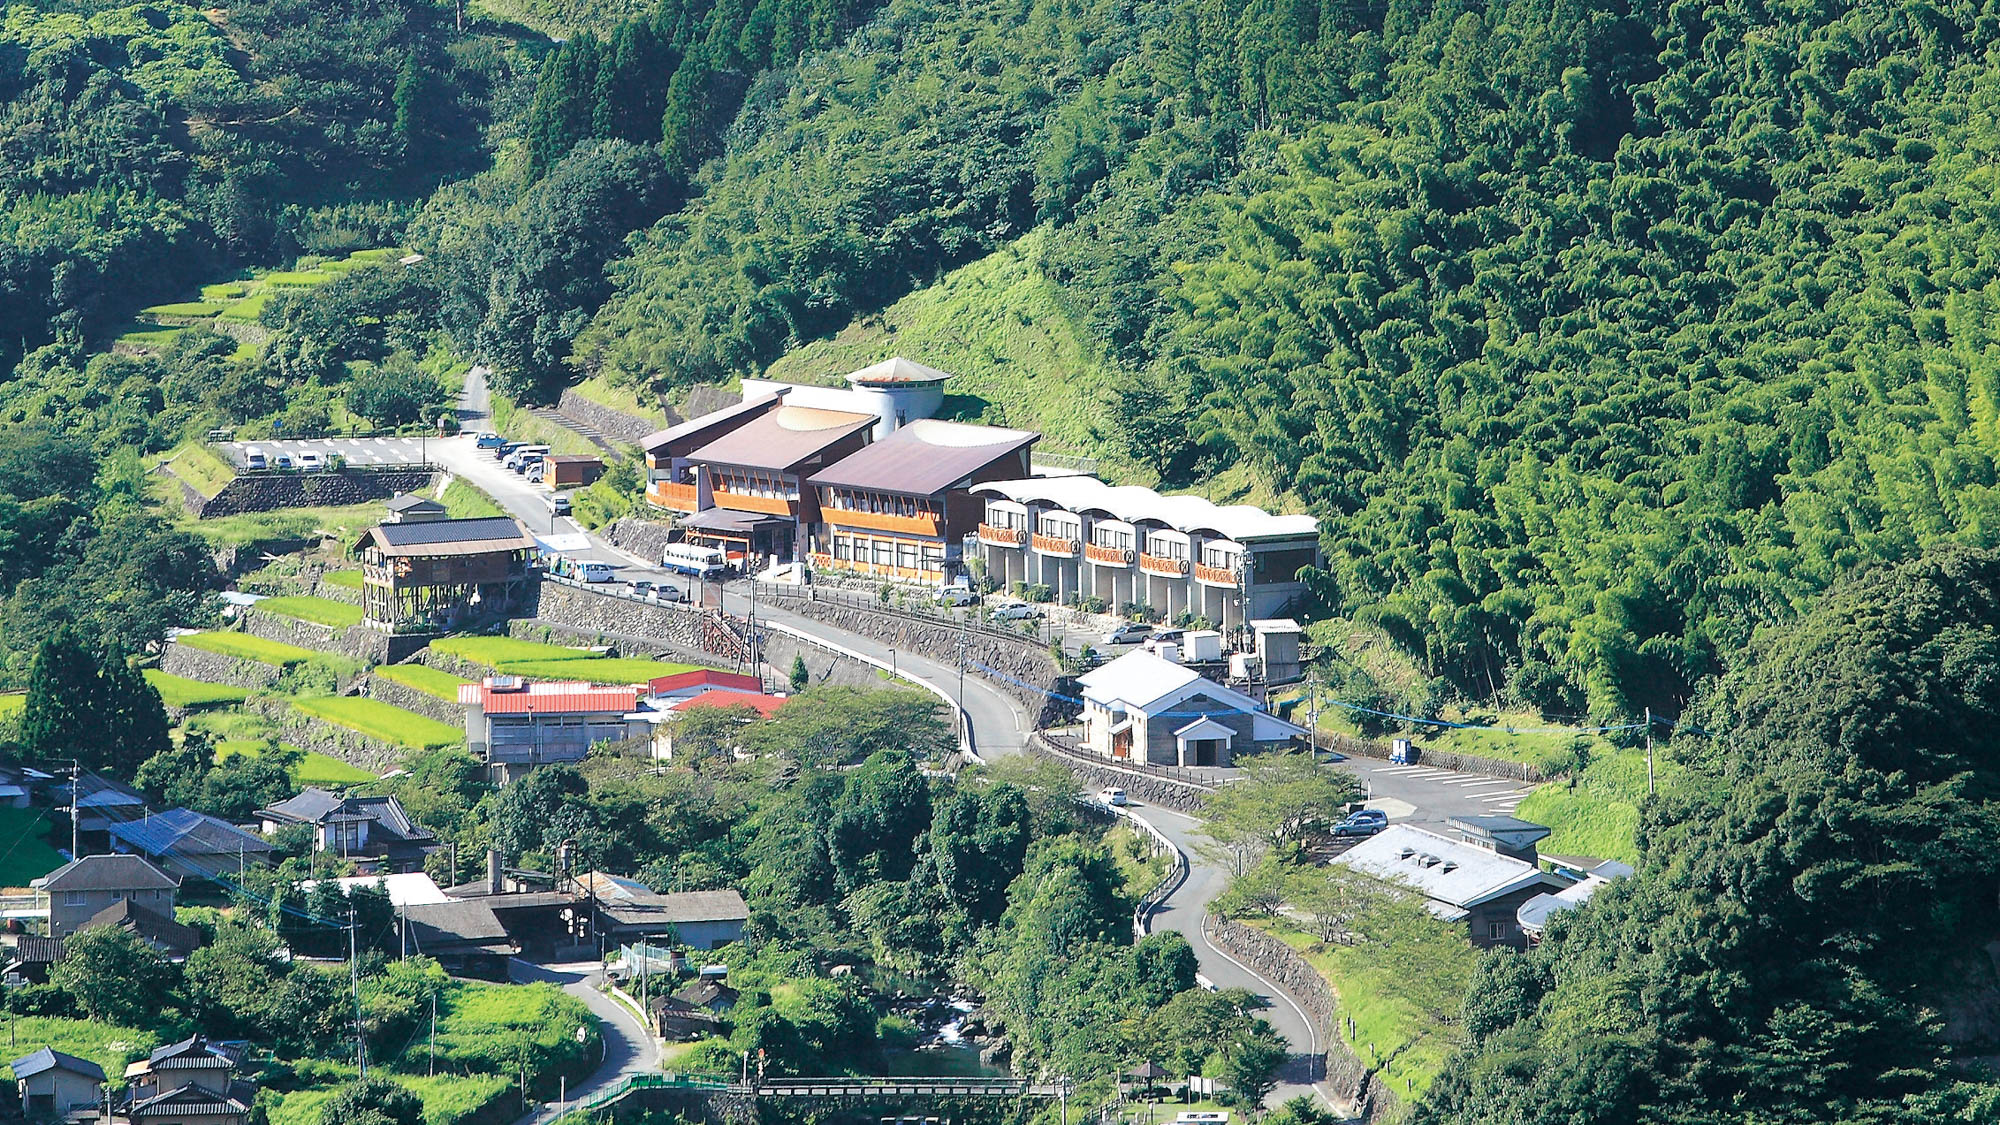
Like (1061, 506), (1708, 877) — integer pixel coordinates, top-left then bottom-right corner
(686, 406), (876, 472)
(809, 419), (1038, 496)
(35, 854), (177, 893)
(355, 517), (537, 558)
(641, 393), (787, 455)
(82, 898), (202, 958)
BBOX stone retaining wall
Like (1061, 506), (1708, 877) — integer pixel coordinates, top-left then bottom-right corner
(193, 468), (438, 518)
(602, 516), (677, 562)
(1027, 732), (1212, 813)
(242, 695), (412, 774)
(525, 581), (750, 665)
(557, 388), (659, 445)
(235, 607), (408, 665)
(160, 643), (280, 690)
(1203, 917), (1399, 1122)
(362, 675), (464, 725)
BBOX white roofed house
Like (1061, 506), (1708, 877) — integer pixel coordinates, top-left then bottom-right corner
(1075, 649), (1306, 768)
(1331, 818), (1570, 949)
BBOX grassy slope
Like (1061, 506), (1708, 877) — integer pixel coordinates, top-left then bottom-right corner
(440, 478), (504, 518)
(760, 230), (1118, 461)
(0, 1017), (159, 1081)
(291, 696), (464, 750)
(373, 663), (474, 701)
(322, 570), (365, 590)
(178, 631), (319, 666)
(256, 596), (364, 628)
(1513, 749), (1671, 865)
(161, 444), (237, 499)
(144, 670), (250, 710)
(0, 807), (67, 887)
(215, 739), (376, 785)
(429, 637), (606, 666)
(168, 499), (393, 549)
(0, 693), (23, 721)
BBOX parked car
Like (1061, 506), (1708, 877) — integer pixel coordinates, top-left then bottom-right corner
(493, 441), (525, 461)
(1098, 787), (1129, 807)
(938, 586), (980, 607)
(630, 580), (655, 598)
(1105, 621), (1150, 645)
(474, 432), (506, 448)
(298, 451), (325, 471)
(1148, 627), (1186, 645)
(547, 492), (571, 515)
(991, 603), (1041, 622)
(576, 561), (616, 583)
(274, 453), (295, 470)
(656, 584), (688, 603)
(1332, 809), (1389, 838)
(243, 447), (267, 470)
(525, 462), (545, 482)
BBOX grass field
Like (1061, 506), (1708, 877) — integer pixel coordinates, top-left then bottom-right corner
(429, 636), (606, 666)
(761, 229), (1118, 462)
(162, 444), (238, 499)
(440, 478), (503, 518)
(373, 663), (473, 701)
(1256, 912), (1474, 1100)
(141, 300), (227, 318)
(322, 569), (365, 590)
(0, 806), (67, 888)
(0, 693), (22, 721)
(291, 696), (463, 750)
(144, 670), (250, 710)
(256, 595), (364, 628)
(1514, 748), (1672, 864)
(179, 631), (319, 666)
(175, 500), (393, 548)
(267, 1075), (512, 1125)
(216, 740), (376, 785)
(492, 657), (696, 684)
(0, 1017), (159, 1081)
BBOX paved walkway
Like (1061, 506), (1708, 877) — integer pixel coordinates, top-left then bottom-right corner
(509, 959), (660, 1125)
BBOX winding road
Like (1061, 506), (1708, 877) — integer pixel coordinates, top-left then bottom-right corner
(509, 959), (660, 1125)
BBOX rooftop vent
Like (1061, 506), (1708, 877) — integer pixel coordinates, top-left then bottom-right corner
(1419, 854), (1441, 868)
(1442, 862), (1458, 873)
(1398, 847), (1415, 861)
(486, 675), (525, 692)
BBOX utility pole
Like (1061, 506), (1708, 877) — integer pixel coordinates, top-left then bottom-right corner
(430, 990), (437, 1077)
(69, 759), (79, 859)
(350, 905), (367, 1078)
(1644, 706), (1655, 797)
(1306, 672), (1320, 765)
(957, 614), (970, 755)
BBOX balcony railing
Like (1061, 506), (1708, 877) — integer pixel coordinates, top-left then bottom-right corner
(1085, 543), (1135, 567)
(1140, 553), (1190, 577)
(978, 523), (1028, 547)
(1194, 562), (1239, 586)
(1032, 532), (1081, 557)
(647, 481), (699, 511)
(827, 509), (941, 537)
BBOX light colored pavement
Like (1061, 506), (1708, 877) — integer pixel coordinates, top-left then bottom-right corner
(509, 958), (659, 1125)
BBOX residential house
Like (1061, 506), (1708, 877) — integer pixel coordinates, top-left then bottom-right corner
(105, 809), (276, 883)
(648, 995), (724, 1042)
(576, 873), (749, 950)
(122, 1036), (254, 1125)
(457, 678), (645, 782)
(972, 476), (1319, 630)
(12, 1048), (104, 1118)
(352, 516), (538, 633)
(1075, 650), (1305, 767)
(1331, 822), (1569, 949)
(4, 935), (66, 983)
(652, 690), (788, 761)
(0, 760), (54, 809)
(805, 419), (1038, 584)
(254, 789), (438, 871)
(32, 854), (178, 939)
(79, 898), (201, 960)
(674, 976), (740, 1014)
(400, 898), (515, 980)
(382, 493), (447, 523)
(63, 772), (147, 837)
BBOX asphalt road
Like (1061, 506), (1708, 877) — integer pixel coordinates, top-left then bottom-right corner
(509, 958), (659, 1125)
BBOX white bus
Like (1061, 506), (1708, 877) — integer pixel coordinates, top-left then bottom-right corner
(662, 543), (729, 579)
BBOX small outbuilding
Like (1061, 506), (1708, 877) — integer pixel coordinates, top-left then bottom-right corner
(13, 1048), (104, 1118)
(1075, 649), (1305, 767)
(383, 493), (448, 523)
(541, 455), (606, 488)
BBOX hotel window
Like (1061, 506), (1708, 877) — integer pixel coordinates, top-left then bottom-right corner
(921, 545), (945, 570)
(833, 535), (852, 561)
(897, 542), (920, 570)
(872, 540), (894, 566)
(1147, 535), (1187, 560)
(1038, 514), (1078, 538)
(1094, 527), (1133, 550)
(1202, 545), (1238, 569)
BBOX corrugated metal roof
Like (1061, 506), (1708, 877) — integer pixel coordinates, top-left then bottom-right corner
(641, 392), (786, 453)
(685, 406), (876, 472)
(363, 516), (537, 558)
(649, 669), (761, 695)
(384, 493), (444, 512)
(106, 809), (274, 860)
(808, 420), (1038, 496)
(459, 680), (639, 714)
(1332, 826), (1560, 910)
(671, 690), (788, 717)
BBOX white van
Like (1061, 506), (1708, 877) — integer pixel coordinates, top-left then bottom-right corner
(244, 447), (267, 470)
(577, 561), (616, 583)
(662, 543), (729, 579)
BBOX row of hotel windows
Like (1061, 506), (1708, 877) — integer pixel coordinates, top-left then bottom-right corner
(825, 488), (944, 519)
(985, 509), (1246, 568)
(716, 469), (797, 500)
(831, 534), (948, 571)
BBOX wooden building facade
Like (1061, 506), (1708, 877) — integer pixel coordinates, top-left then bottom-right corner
(354, 517), (539, 633)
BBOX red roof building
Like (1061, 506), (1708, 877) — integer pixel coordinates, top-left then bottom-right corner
(458, 678), (645, 781)
(654, 690), (790, 762)
(646, 669), (762, 700)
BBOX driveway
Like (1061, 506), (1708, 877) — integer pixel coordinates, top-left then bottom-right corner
(509, 958), (659, 1124)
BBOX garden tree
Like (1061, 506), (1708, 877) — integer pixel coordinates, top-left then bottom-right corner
(1219, 1027), (1290, 1109)
(50, 925), (179, 1027)
(183, 918), (287, 1039)
(746, 686), (955, 766)
(789, 654), (809, 693)
(1420, 547), (2000, 1124)
(321, 1077), (424, 1125)
(364, 957), (450, 1058)
(824, 749), (930, 891)
(21, 639), (169, 776)
(1199, 751), (1361, 870)
(928, 782), (1032, 926)
(344, 358), (447, 427)
(1287, 866), (1388, 945)
(488, 763), (601, 865)
(382, 748), (489, 847)
(273, 964), (359, 1058)
(669, 702), (760, 762)
(738, 978), (881, 1076)
(197, 741), (301, 822)
(135, 729), (217, 809)
(1129, 931), (1198, 1007)
(1124, 987), (1282, 1085)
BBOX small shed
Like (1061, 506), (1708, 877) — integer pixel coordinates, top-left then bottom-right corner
(12, 1048), (105, 1118)
(384, 494), (448, 523)
(543, 455), (606, 488)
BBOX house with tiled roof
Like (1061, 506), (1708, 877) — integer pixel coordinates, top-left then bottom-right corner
(458, 677), (646, 782)
(12, 1047), (104, 1118)
(255, 789), (439, 872)
(123, 1036), (255, 1125)
(32, 854), (178, 938)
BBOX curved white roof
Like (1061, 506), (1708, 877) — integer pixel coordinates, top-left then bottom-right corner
(846, 357), (952, 385)
(972, 477), (1317, 541)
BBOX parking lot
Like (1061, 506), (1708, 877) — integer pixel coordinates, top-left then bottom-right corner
(218, 437), (433, 468)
